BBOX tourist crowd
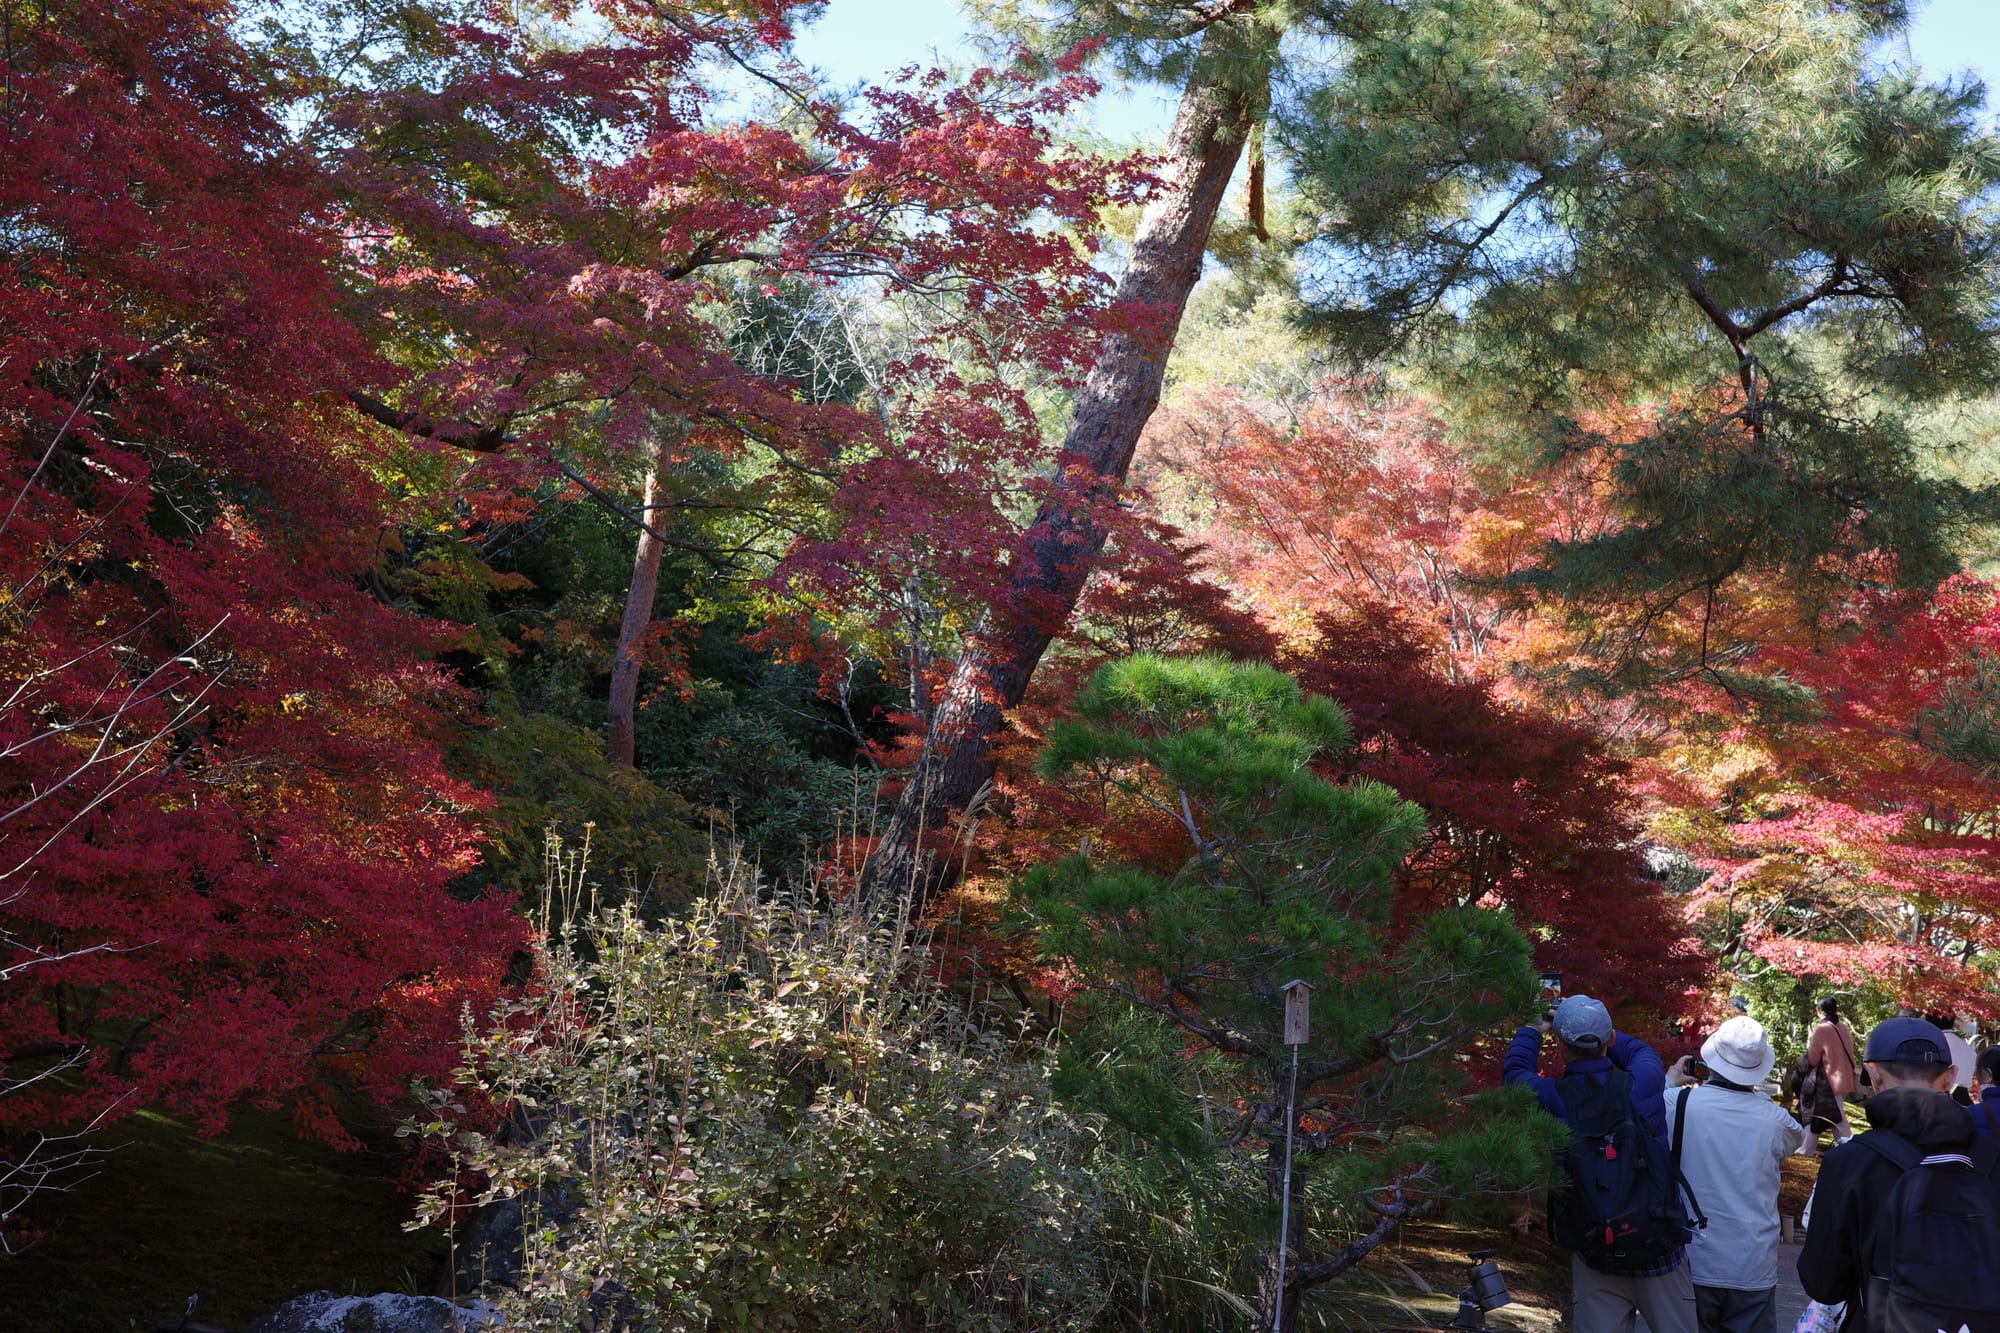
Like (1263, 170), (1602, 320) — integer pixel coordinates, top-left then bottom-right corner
(1505, 997), (2000, 1333)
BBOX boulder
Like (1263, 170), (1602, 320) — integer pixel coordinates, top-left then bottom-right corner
(442, 1179), (581, 1295)
(245, 1291), (503, 1333)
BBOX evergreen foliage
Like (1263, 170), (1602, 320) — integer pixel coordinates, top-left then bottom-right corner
(1284, 0), (2000, 690)
(1012, 654), (1556, 1325)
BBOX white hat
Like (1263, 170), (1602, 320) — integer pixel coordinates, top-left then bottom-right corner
(1701, 1016), (1776, 1085)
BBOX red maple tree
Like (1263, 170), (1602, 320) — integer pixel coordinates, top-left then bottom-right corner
(1286, 610), (1704, 1031)
(0, 0), (523, 1140)
(2, 0), (1147, 1150)
(1662, 573), (2000, 1015)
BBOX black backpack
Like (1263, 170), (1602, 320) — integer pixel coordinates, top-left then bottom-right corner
(1548, 1071), (1703, 1271)
(1856, 1131), (2000, 1333)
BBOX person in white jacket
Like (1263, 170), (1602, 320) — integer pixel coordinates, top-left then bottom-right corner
(1666, 1017), (1807, 1333)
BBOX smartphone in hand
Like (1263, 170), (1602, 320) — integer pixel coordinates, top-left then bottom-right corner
(1538, 971), (1563, 1022)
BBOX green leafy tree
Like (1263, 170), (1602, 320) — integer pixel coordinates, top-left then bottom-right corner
(1285, 0), (2000, 694)
(1013, 655), (1554, 1331)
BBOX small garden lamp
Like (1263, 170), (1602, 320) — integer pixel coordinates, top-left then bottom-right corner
(1443, 1249), (1512, 1331)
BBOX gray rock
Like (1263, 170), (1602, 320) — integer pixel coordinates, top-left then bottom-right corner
(245, 1291), (503, 1333)
(443, 1180), (581, 1295)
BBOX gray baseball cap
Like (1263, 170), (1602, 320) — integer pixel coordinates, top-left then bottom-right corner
(1554, 995), (1614, 1053)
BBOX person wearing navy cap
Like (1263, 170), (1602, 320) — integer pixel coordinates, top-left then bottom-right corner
(1796, 1016), (2000, 1332)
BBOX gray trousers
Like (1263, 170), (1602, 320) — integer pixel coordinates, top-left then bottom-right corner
(1694, 1285), (1778, 1333)
(1571, 1254), (1699, 1333)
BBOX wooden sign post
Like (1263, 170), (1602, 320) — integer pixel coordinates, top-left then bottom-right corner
(1282, 978), (1313, 1047)
(1273, 981), (1314, 1331)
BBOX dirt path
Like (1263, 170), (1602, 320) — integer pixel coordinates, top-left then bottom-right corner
(1775, 1243), (1811, 1324)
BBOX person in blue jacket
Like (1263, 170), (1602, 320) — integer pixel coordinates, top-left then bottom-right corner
(1505, 994), (1696, 1333)
(1506, 994), (1671, 1138)
(1971, 1043), (2000, 1141)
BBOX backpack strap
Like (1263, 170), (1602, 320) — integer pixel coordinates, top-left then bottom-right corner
(1855, 1129), (1924, 1174)
(1670, 1086), (1708, 1231)
(1972, 1132), (2000, 1180)
(1555, 1067), (1630, 1128)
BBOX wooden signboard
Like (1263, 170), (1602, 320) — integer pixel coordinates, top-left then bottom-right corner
(1281, 979), (1313, 1047)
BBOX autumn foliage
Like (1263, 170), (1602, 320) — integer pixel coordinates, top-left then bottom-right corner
(1660, 574), (2000, 1015)
(0, 0), (1139, 1142)
(1147, 375), (2000, 1025)
(0, 0), (522, 1136)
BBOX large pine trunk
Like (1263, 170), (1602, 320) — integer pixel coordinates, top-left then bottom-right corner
(860, 30), (1260, 906)
(607, 439), (667, 767)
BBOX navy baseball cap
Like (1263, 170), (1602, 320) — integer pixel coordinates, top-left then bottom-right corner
(1862, 1016), (1953, 1065)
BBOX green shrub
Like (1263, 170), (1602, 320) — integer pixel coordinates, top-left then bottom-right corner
(1013, 654), (1557, 1327)
(417, 844), (1110, 1331)
(452, 708), (707, 912)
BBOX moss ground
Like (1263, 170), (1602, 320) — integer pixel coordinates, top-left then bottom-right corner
(0, 1106), (443, 1333)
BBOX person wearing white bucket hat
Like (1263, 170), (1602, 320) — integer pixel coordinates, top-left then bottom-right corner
(1666, 1017), (1807, 1332)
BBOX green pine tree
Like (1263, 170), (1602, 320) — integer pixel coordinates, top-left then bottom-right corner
(1282, 0), (2000, 694)
(1013, 654), (1557, 1331)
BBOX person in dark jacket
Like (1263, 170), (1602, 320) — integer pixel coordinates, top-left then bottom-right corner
(1505, 994), (1695, 1333)
(1796, 1016), (1968, 1328)
(1971, 1044), (2000, 1142)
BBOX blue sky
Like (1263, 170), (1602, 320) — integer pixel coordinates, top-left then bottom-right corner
(793, 0), (2000, 142)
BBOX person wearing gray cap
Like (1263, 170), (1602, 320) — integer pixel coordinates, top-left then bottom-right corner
(1505, 994), (1698, 1333)
(1796, 1016), (2000, 1333)
(1664, 1017), (1804, 1333)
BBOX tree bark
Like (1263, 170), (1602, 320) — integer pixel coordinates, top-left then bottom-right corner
(859, 24), (1264, 907)
(607, 438), (667, 768)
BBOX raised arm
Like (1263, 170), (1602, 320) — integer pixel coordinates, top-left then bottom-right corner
(1504, 1025), (1565, 1121)
(1608, 1031), (1668, 1139)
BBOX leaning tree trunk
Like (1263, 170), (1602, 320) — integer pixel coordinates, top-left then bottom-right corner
(607, 437), (667, 768)
(860, 26), (1264, 907)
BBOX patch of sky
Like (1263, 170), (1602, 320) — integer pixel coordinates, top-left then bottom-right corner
(791, 0), (1177, 144)
(1903, 0), (2000, 117)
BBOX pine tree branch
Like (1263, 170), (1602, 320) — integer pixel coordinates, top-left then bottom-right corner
(1288, 1186), (1431, 1288)
(1739, 257), (1854, 340)
(1681, 275), (1747, 354)
(1167, 0), (1263, 38)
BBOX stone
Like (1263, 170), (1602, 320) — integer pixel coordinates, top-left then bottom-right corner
(244, 1291), (503, 1333)
(442, 1179), (581, 1295)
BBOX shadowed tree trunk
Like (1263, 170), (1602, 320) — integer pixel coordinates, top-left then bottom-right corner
(608, 437), (667, 767)
(1254, 1115), (1426, 1333)
(860, 22), (1266, 906)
